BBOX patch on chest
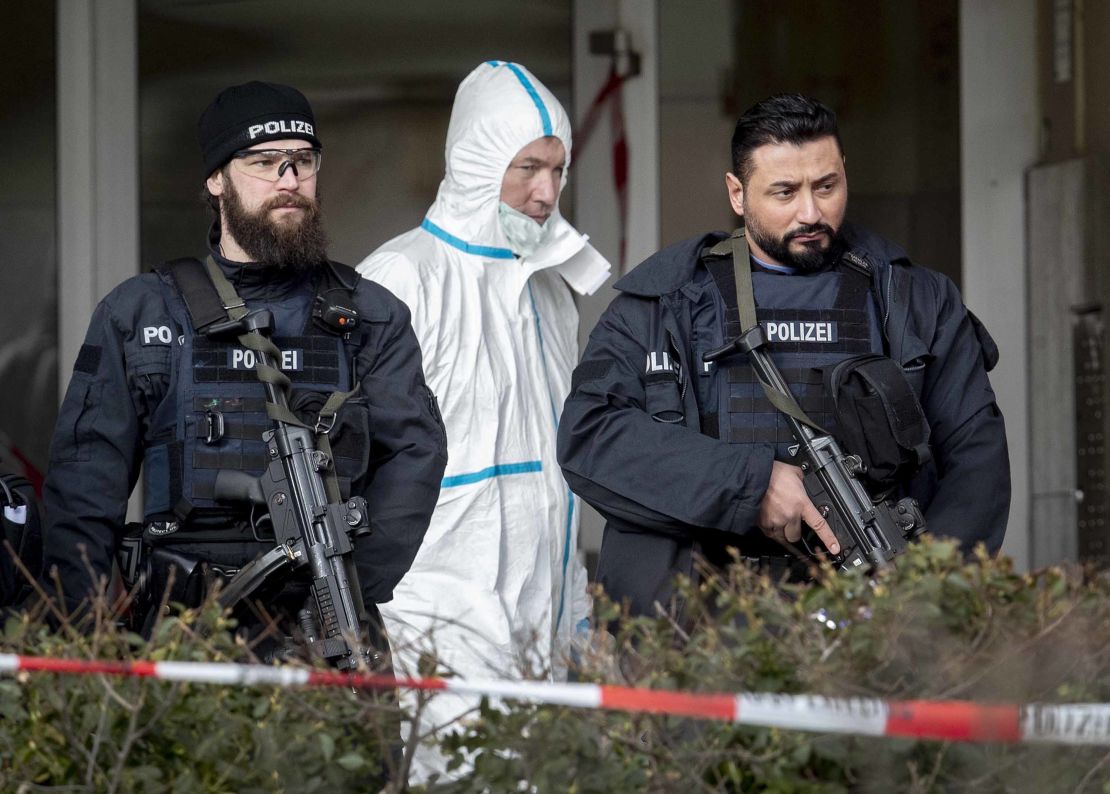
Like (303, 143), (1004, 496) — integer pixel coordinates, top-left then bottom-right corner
(762, 320), (837, 344)
(192, 336), (339, 384)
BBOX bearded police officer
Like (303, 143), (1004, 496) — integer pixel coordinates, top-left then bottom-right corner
(557, 94), (1010, 617)
(41, 82), (448, 644)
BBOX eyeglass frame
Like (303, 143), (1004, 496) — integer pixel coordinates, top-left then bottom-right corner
(227, 147), (323, 182)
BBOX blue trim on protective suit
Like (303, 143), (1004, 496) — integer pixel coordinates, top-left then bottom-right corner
(528, 282), (573, 633)
(421, 218), (515, 260)
(486, 60), (553, 136)
(440, 460), (542, 489)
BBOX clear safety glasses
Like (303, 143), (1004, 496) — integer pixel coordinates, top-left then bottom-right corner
(229, 148), (322, 182)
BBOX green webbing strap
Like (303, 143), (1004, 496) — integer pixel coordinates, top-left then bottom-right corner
(203, 256), (249, 321)
(202, 256), (353, 501)
(727, 229), (828, 435)
(312, 387), (360, 503)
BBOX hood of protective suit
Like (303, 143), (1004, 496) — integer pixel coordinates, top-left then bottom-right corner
(422, 60), (609, 295)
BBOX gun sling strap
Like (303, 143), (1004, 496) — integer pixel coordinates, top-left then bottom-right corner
(713, 228), (830, 434)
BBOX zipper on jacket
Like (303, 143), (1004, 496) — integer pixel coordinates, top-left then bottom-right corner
(844, 248), (893, 340)
(884, 265), (894, 332)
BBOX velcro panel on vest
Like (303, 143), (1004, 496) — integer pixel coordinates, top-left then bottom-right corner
(725, 365), (834, 443)
(192, 451), (271, 472)
(142, 440), (184, 516)
(191, 336), (340, 385)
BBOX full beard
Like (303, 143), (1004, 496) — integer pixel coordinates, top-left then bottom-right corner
(744, 209), (843, 273)
(221, 182), (330, 270)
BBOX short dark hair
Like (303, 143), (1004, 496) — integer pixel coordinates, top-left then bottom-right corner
(730, 94), (842, 184)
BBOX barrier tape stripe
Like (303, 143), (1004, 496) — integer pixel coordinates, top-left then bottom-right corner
(1, 654), (1107, 746)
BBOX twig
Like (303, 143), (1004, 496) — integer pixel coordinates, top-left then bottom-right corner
(1072, 748), (1110, 794)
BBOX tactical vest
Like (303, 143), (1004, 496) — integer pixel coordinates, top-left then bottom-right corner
(705, 255), (882, 461)
(142, 259), (368, 526)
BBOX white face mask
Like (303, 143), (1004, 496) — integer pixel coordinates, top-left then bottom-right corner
(498, 201), (553, 258)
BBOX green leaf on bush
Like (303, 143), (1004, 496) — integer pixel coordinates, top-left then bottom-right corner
(318, 731), (335, 762)
(335, 752), (366, 771)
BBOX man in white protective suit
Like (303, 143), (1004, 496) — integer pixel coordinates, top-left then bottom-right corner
(356, 61), (611, 781)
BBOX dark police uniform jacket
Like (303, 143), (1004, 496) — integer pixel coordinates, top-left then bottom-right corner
(43, 249), (448, 613)
(557, 224), (1010, 616)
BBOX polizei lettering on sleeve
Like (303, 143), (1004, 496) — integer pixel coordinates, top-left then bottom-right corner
(247, 119), (315, 140)
(763, 321), (838, 344)
(645, 350), (681, 378)
(227, 348), (304, 372)
(141, 326), (173, 345)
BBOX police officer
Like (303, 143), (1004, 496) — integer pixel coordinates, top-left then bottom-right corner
(41, 82), (448, 644)
(557, 94), (1010, 617)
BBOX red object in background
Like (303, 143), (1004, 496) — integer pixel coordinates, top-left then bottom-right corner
(574, 67), (630, 272)
(1, 442), (43, 497)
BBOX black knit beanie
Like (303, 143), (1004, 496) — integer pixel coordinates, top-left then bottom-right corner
(198, 81), (321, 178)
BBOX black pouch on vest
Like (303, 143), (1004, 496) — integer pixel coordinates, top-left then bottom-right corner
(823, 354), (931, 491)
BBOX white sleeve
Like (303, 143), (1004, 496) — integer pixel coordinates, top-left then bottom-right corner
(570, 507), (592, 630)
(356, 250), (434, 361)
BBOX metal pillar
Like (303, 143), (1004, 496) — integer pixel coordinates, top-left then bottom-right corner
(56, 0), (140, 395)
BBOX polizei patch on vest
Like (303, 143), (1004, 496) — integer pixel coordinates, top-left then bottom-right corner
(226, 347), (305, 371)
(193, 336), (340, 384)
(762, 321), (838, 344)
(248, 119), (315, 140)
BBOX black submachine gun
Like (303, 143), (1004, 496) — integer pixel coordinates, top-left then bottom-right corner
(202, 261), (373, 670)
(704, 231), (926, 572)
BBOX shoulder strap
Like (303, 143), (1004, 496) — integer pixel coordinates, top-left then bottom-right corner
(155, 258), (231, 333)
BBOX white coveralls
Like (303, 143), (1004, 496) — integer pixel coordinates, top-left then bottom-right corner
(356, 61), (610, 781)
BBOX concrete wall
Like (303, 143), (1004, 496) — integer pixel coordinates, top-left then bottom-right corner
(658, 0), (736, 246)
(960, 0), (1038, 570)
(571, 0), (661, 557)
(1027, 160), (1084, 566)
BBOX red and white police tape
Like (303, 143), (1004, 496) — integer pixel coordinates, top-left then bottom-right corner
(1, 653), (1107, 746)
